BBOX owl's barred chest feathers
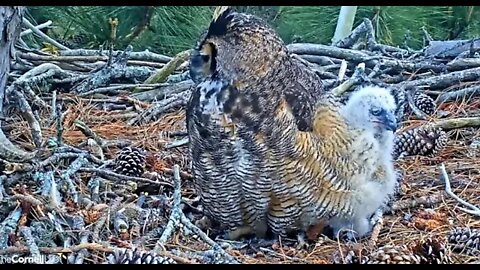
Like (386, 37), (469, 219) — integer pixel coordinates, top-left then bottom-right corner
(187, 76), (274, 233)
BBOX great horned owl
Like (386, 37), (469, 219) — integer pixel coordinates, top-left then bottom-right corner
(187, 6), (327, 239)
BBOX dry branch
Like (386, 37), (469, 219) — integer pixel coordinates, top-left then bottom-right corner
(22, 18), (69, 50)
(436, 85), (480, 103)
(424, 39), (480, 58)
(433, 117), (480, 131)
(439, 163), (480, 216)
(400, 67), (480, 90)
(136, 49), (191, 92)
(59, 49), (172, 63)
(20, 20), (52, 37)
(154, 165), (182, 250)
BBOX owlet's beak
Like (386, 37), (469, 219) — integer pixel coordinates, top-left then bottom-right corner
(380, 111), (397, 132)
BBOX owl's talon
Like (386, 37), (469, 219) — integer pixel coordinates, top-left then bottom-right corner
(295, 232), (310, 250)
(247, 238), (277, 252)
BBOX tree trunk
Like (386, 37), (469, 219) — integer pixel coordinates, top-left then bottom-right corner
(332, 6), (358, 44)
(0, 6), (35, 163)
(0, 6), (24, 114)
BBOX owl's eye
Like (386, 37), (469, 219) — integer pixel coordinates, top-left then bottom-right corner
(201, 54), (210, 62)
(371, 108), (382, 116)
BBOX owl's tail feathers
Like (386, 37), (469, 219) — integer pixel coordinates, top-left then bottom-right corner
(208, 6), (234, 38)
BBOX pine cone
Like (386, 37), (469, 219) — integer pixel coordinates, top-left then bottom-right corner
(393, 125), (448, 159)
(332, 244), (369, 264)
(113, 147), (146, 177)
(448, 227), (480, 255)
(411, 238), (453, 264)
(367, 245), (421, 264)
(107, 248), (176, 264)
(413, 92), (436, 116)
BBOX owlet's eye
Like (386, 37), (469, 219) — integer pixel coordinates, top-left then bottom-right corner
(371, 108), (382, 116)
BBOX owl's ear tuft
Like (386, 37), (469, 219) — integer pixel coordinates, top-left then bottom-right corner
(207, 6), (234, 38)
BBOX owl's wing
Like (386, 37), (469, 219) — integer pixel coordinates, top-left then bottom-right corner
(269, 98), (356, 217)
(283, 57), (325, 132)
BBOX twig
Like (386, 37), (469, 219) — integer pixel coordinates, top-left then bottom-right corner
(337, 60), (347, 82)
(297, 54), (340, 65)
(165, 137), (189, 149)
(79, 167), (173, 187)
(87, 177), (101, 203)
(55, 103), (63, 147)
(424, 39), (480, 58)
(128, 90), (191, 125)
(11, 194), (43, 206)
(331, 63), (366, 96)
(74, 120), (106, 149)
(20, 20), (52, 37)
(74, 231), (91, 264)
(50, 90), (57, 121)
(72, 46), (154, 93)
(0, 128), (36, 162)
(421, 26), (433, 44)
(333, 18), (370, 48)
(0, 176), (5, 201)
(129, 80), (194, 102)
(160, 167), (193, 180)
(400, 66), (480, 90)
(152, 165), (238, 263)
(37, 151), (102, 169)
(433, 117), (480, 131)
(113, 212), (129, 235)
(439, 163), (480, 216)
(78, 83), (168, 97)
(19, 226), (41, 258)
(0, 208), (22, 248)
(59, 49), (172, 63)
(11, 89), (43, 147)
(0, 243), (114, 255)
(135, 49), (191, 92)
(61, 155), (88, 204)
(385, 194), (443, 213)
(258, 247), (304, 262)
(93, 197), (123, 240)
(436, 85), (480, 103)
(154, 165), (182, 251)
(179, 214), (239, 264)
(447, 58), (480, 71)
(31, 171), (61, 208)
(287, 43), (377, 64)
(22, 18), (69, 50)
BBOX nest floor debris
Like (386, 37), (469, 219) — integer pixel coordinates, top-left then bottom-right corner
(1, 17), (480, 264)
